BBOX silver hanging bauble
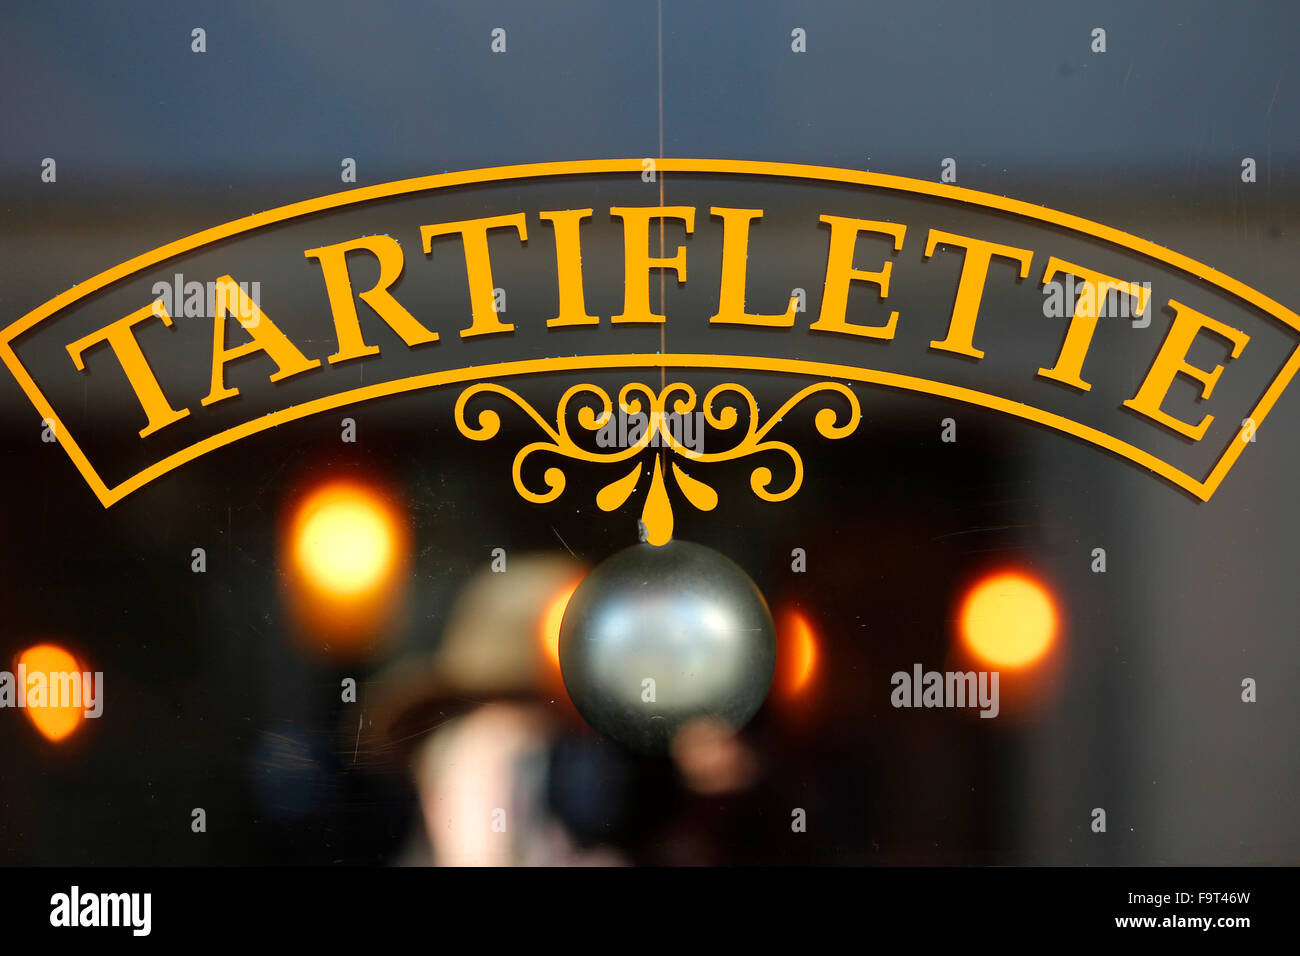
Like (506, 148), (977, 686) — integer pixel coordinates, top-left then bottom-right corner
(559, 539), (776, 753)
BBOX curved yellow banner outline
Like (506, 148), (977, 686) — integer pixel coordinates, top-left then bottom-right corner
(3, 158), (1297, 506)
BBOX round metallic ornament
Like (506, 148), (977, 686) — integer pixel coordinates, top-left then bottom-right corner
(558, 539), (777, 753)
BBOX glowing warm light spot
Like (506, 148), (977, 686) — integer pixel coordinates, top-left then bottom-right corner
(541, 580), (582, 668)
(291, 483), (398, 597)
(280, 478), (410, 659)
(773, 609), (820, 698)
(960, 572), (1057, 667)
(18, 644), (85, 742)
(784, 611), (818, 694)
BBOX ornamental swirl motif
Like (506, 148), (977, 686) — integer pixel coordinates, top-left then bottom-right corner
(453, 381), (861, 544)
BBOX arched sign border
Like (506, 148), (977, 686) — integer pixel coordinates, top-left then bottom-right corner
(3, 158), (1297, 506)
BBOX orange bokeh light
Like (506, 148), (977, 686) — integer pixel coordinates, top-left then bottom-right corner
(282, 478), (410, 657)
(291, 482), (400, 597)
(776, 609), (819, 697)
(18, 643), (87, 742)
(959, 572), (1057, 668)
(540, 580), (582, 669)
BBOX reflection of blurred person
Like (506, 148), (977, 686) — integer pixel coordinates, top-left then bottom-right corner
(370, 554), (610, 865)
(370, 552), (767, 866)
(412, 700), (621, 866)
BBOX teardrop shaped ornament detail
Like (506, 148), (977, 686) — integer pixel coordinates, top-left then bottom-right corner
(640, 456), (674, 546)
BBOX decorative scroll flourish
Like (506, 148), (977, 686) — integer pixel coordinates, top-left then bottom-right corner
(453, 381), (861, 545)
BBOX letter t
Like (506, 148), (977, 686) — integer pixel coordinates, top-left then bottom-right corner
(66, 301), (190, 438)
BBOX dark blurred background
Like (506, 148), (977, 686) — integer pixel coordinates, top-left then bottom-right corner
(0, 0), (1297, 865)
